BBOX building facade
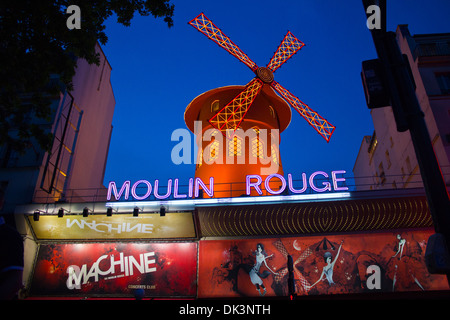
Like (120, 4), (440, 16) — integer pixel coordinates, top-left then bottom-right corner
(184, 84), (290, 198)
(0, 43), (115, 213)
(15, 188), (450, 299)
(0, 43), (115, 296)
(6, 27), (450, 301)
(353, 25), (450, 192)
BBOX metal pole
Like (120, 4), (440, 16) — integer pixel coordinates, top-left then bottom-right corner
(362, 0), (450, 284)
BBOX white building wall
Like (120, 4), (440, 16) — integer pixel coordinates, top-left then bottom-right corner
(353, 25), (450, 191)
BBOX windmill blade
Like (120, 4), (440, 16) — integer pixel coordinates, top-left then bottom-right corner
(209, 78), (263, 137)
(188, 13), (258, 72)
(266, 31), (305, 73)
(271, 81), (335, 142)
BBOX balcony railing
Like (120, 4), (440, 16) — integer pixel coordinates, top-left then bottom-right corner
(415, 42), (450, 57)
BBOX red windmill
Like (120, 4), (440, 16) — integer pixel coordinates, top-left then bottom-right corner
(188, 12), (335, 142)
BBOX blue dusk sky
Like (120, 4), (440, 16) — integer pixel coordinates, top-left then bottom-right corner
(100, 0), (450, 188)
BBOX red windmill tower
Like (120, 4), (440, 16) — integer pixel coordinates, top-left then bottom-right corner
(184, 13), (335, 197)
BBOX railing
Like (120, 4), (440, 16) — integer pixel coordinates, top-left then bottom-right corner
(31, 169), (450, 204)
(415, 42), (450, 58)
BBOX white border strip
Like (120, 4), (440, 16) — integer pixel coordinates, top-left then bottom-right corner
(105, 192), (351, 209)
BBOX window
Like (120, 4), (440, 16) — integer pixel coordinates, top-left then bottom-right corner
(252, 137), (264, 159)
(378, 162), (386, 185)
(250, 127), (264, 159)
(0, 181), (8, 211)
(368, 132), (377, 165)
(385, 150), (391, 169)
(40, 93), (82, 201)
(269, 106), (276, 119)
(197, 149), (203, 168)
(436, 73), (450, 94)
(271, 144), (279, 165)
(211, 100), (220, 113)
(405, 156), (412, 173)
(228, 135), (242, 157)
(208, 140), (220, 161)
(420, 43), (437, 56)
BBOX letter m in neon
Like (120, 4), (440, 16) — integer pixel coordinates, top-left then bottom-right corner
(107, 181), (131, 201)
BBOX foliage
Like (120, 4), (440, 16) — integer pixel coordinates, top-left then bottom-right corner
(0, 0), (174, 155)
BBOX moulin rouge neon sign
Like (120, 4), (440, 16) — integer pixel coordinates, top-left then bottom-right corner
(107, 170), (348, 201)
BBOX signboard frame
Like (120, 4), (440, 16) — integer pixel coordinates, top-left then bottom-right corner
(26, 212), (197, 241)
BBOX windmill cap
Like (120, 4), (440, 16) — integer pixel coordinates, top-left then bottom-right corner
(184, 84), (292, 133)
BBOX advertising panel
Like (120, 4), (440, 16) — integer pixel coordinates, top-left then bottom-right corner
(27, 212), (195, 240)
(30, 242), (197, 297)
(198, 230), (449, 298)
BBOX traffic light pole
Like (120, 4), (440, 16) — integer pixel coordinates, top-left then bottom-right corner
(363, 0), (450, 284)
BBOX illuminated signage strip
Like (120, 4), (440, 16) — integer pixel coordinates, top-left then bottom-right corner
(105, 191), (351, 210)
(27, 213), (196, 240)
(16, 191), (351, 218)
(107, 170), (349, 202)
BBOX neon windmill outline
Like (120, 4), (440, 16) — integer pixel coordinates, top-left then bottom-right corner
(189, 13), (335, 142)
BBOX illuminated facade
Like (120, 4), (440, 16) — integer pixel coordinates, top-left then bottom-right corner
(15, 188), (450, 299)
(0, 43), (115, 213)
(185, 13), (335, 198)
(353, 25), (450, 191)
(185, 85), (290, 197)
(9, 18), (450, 301)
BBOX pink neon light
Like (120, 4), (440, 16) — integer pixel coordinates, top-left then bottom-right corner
(107, 171), (348, 202)
(173, 179), (187, 199)
(131, 180), (152, 200)
(264, 173), (286, 195)
(107, 180), (130, 201)
(194, 177), (214, 198)
(188, 178), (194, 198)
(309, 171), (332, 193)
(287, 173), (307, 194)
(154, 179), (172, 200)
(246, 174), (263, 195)
(332, 170), (349, 191)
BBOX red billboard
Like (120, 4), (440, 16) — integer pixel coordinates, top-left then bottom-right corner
(198, 230), (449, 298)
(30, 242), (197, 297)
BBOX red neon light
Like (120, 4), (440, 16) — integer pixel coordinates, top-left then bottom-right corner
(189, 13), (335, 142)
(209, 78), (263, 137)
(267, 31), (305, 72)
(188, 13), (257, 72)
(272, 81), (335, 142)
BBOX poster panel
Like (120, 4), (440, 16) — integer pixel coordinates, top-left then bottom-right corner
(30, 242), (197, 297)
(198, 230), (449, 298)
(27, 213), (195, 240)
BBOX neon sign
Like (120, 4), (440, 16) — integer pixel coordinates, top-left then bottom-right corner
(107, 177), (214, 201)
(107, 170), (348, 201)
(246, 171), (348, 195)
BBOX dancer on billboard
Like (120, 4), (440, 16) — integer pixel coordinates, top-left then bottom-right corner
(310, 240), (344, 288)
(249, 243), (278, 296)
(392, 234), (406, 260)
